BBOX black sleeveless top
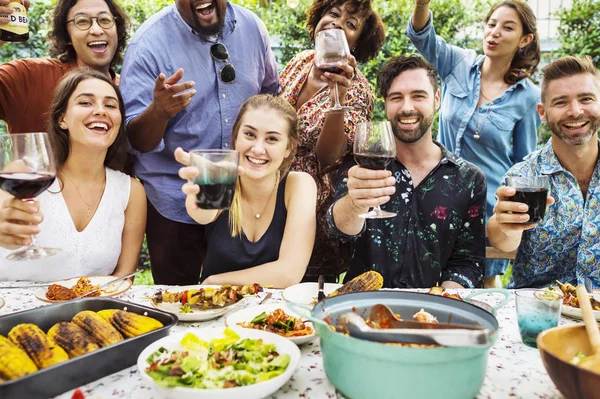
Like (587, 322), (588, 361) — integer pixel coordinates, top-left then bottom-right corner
(202, 174), (288, 281)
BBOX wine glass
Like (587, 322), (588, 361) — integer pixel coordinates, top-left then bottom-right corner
(353, 121), (397, 219)
(314, 29), (353, 113)
(0, 133), (60, 260)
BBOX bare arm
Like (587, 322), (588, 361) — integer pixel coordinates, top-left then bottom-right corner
(203, 172), (317, 288)
(127, 69), (196, 152)
(411, 0), (431, 32)
(332, 165), (395, 235)
(112, 178), (147, 276)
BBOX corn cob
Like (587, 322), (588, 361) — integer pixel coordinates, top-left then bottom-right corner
(72, 310), (124, 347)
(0, 334), (38, 380)
(329, 271), (384, 297)
(97, 309), (163, 338)
(47, 322), (101, 358)
(8, 324), (68, 369)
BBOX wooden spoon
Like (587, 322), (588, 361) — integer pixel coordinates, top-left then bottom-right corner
(575, 285), (600, 373)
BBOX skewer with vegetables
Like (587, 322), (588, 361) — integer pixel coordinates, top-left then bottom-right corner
(150, 284), (263, 311)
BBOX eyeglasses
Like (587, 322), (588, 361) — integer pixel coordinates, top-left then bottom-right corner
(210, 43), (236, 84)
(66, 12), (116, 31)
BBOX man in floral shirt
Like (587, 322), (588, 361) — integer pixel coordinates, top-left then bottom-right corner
(328, 55), (486, 288)
(488, 56), (600, 289)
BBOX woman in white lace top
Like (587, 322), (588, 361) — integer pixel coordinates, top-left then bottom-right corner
(0, 69), (146, 281)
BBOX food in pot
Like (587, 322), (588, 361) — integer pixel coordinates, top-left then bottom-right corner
(8, 324), (69, 369)
(236, 308), (313, 337)
(47, 322), (100, 358)
(145, 328), (290, 389)
(0, 334), (38, 380)
(72, 310), (124, 347)
(97, 309), (164, 338)
(151, 284), (262, 310)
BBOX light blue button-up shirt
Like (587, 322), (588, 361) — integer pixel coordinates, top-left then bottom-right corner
(121, 3), (279, 223)
(405, 12), (541, 221)
(505, 140), (600, 289)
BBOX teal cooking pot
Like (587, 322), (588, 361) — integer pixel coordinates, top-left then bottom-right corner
(289, 290), (509, 399)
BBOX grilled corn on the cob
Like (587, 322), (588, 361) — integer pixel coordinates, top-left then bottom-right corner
(0, 334), (38, 380)
(329, 271), (384, 297)
(97, 309), (163, 338)
(47, 322), (100, 358)
(72, 311), (124, 347)
(8, 324), (68, 369)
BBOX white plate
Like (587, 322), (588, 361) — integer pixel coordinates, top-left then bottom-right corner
(150, 285), (249, 322)
(281, 282), (342, 305)
(224, 303), (317, 346)
(561, 290), (600, 321)
(34, 275), (133, 303)
(137, 327), (301, 399)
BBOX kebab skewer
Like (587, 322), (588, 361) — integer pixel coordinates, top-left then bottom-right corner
(150, 284), (262, 309)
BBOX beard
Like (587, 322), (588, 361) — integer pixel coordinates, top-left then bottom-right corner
(189, 1), (226, 37)
(390, 111), (434, 144)
(548, 116), (600, 146)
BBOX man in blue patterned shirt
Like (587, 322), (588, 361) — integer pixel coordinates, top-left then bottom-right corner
(328, 56), (486, 289)
(488, 56), (600, 288)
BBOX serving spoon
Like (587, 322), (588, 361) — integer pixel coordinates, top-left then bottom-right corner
(575, 283), (600, 373)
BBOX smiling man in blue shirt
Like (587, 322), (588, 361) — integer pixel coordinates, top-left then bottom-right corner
(120, 0), (279, 284)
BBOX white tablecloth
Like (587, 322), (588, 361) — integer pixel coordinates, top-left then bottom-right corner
(0, 284), (569, 399)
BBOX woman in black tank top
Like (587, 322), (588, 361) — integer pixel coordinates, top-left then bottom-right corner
(175, 95), (317, 288)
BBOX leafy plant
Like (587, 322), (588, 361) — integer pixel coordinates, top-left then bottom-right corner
(554, 0), (600, 67)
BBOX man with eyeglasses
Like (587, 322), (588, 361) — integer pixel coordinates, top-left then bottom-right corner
(0, 0), (127, 134)
(120, 0), (279, 285)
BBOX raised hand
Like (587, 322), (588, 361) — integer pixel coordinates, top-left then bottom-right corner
(0, 197), (42, 249)
(151, 69), (196, 120)
(346, 165), (396, 213)
(492, 186), (555, 236)
(320, 54), (357, 107)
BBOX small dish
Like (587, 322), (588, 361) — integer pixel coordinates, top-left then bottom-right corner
(137, 327), (301, 399)
(34, 275), (133, 303)
(225, 303), (317, 346)
(281, 282), (342, 305)
(149, 285), (248, 322)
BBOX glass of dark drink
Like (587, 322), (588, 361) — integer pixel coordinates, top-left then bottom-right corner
(506, 176), (550, 224)
(314, 29), (353, 113)
(0, 133), (59, 260)
(353, 121), (397, 219)
(190, 150), (240, 210)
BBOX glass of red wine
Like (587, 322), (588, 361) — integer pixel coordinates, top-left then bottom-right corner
(190, 150), (240, 210)
(0, 133), (60, 260)
(353, 121), (397, 219)
(314, 29), (353, 113)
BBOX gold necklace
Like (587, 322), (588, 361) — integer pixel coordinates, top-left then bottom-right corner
(242, 173), (279, 219)
(61, 171), (105, 217)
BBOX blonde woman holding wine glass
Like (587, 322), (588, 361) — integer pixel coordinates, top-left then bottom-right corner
(0, 69), (146, 282)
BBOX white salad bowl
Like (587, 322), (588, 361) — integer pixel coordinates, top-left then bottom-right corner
(137, 326), (301, 399)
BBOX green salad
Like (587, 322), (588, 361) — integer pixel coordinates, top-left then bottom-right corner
(145, 328), (291, 389)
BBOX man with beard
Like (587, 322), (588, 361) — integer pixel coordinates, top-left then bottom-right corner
(488, 56), (600, 289)
(328, 55), (486, 289)
(120, 0), (279, 284)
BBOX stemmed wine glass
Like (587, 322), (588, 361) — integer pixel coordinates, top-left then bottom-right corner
(0, 133), (60, 260)
(353, 121), (397, 219)
(314, 29), (353, 113)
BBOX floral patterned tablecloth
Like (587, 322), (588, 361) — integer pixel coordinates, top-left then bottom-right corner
(0, 284), (570, 399)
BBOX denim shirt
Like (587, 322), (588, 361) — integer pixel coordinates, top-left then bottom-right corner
(506, 140), (600, 289)
(120, 3), (279, 223)
(406, 12), (541, 221)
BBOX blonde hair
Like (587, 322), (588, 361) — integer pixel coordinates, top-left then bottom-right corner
(228, 95), (299, 237)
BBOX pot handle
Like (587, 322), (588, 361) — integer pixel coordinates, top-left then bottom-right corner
(463, 289), (510, 313)
(287, 302), (331, 328)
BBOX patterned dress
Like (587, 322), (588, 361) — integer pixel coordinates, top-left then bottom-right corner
(279, 50), (373, 277)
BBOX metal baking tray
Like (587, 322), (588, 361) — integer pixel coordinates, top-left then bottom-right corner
(0, 297), (178, 399)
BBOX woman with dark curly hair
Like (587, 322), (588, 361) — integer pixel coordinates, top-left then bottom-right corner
(406, 0), (542, 287)
(0, 0), (128, 134)
(279, 0), (385, 281)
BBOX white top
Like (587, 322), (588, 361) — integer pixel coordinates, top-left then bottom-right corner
(0, 168), (131, 282)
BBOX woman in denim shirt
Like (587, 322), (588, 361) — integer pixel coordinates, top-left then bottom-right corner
(406, 0), (541, 287)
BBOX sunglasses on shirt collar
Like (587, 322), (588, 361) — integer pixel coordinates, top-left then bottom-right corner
(210, 43), (236, 84)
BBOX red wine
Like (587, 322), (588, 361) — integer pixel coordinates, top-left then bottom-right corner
(354, 154), (394, 170)
(509, 187), (548, 224)
(0, 172), (55, 199)
(195, 181), (236, 210)
(319, 64), (344, 74)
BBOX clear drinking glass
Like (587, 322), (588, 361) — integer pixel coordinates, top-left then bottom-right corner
(506, 176), (550, 224)
(190, 149), (240, 210)
(353, 121), (397, 219)
(314, 29), (353, 113)
(0, 133), (60, 260)
(515, 289), (562, 348)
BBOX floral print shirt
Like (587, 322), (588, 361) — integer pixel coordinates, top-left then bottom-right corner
(506, 140), (600, 289)
(327, 143), (486, 288)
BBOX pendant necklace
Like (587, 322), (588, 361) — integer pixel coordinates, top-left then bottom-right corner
(243, 173), (279, 219)
(61, 171), (105, 217)
(473, 101), (493, 140)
